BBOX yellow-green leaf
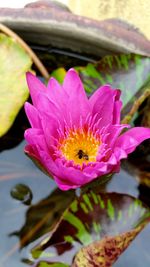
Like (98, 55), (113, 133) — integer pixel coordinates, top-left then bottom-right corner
(0, 33), (33, 137)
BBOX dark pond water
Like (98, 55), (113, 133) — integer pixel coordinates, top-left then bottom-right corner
(0, 47), (150, 267)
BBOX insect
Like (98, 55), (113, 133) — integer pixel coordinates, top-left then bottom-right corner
(77, 149), (89, 160)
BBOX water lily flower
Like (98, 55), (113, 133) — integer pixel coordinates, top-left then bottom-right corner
(24, 69), (150, 190)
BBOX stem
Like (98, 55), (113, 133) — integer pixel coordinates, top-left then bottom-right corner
(121, 89), (150, 124)
(0, 23), (49, 80)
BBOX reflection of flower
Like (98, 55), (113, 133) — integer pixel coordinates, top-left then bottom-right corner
(24, 69), (150, 190)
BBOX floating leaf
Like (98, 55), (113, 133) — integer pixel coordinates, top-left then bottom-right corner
(0, 33), (33, 137)
(31, 192), (150, 266)
(75, 54), (150, 120)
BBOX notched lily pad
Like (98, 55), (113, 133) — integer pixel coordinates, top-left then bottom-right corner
(31, 191), (150, 267)
(0, 33), (33, 137)
(75, 53), (150, 121)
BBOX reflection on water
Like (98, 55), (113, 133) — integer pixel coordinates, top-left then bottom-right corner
(0, 138), (150, 267)
(0, 141), (57, 267)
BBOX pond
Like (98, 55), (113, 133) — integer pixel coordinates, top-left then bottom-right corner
(0, 46), (150, 267)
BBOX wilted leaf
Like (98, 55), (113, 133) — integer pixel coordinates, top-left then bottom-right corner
(72, 227), (143, 267)
(75, 54), (150, 120)
(0, 33), (33, 137)
(31, 192), (150, 267)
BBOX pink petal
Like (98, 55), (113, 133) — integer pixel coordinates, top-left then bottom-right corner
(114, 147), (128, 161)
(47, 78), (71, 121)
(47, 77), (68, 105)
(114, 89), (121, 101)
(83, 162), (107, 176)
(112, 100), (122, 124)
(36, 92), (74, 131)
(115, 127), (150, 154)
(54, 160), (113, 191)
(25, 144), (39, 160)
(53, 160), (94, 189)
(105, 124), (130, 147)
(24, 102), (41, 128)
(24, 128), (49, 152)
(63, 69), (90, 125)
(38, 150), (59, 176)
(53, 175), (78, 190)
(36, 93), (60, 117)
(89, 85), (120, 127)
(24, 128), (42, 143)
(26, 72), (47, 106)
(40, 114), (63, 148)
(25, 144), (58, 178)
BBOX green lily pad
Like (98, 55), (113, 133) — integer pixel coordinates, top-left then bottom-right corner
(0, 33), (33, 137)
(31, 191), (150, 267)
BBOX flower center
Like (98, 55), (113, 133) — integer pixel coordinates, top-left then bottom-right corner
(59, 129), (101, 166)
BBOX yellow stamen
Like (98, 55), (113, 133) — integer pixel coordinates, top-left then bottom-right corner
(59, 129), (101, 166)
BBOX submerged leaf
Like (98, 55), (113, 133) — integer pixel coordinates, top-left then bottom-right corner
(31, 192), (150, 267)
(13, 188), (75, 248)
(75, 54), (150, 120)
(0, 33), (33, 137)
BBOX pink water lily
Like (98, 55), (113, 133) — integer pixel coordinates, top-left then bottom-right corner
(24, 69), (150, 190)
